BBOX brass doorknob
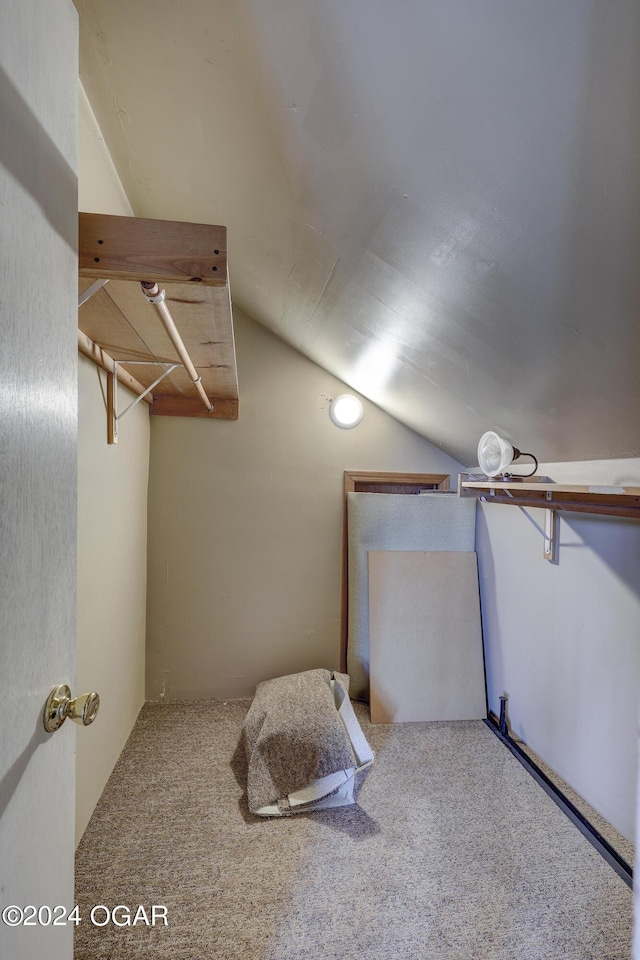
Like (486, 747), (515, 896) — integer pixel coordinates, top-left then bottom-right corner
(43, 684), (100, 734)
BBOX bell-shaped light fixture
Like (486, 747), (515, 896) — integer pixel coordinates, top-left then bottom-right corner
(330, 394), (363, 429)
(477, 431), (538, 478)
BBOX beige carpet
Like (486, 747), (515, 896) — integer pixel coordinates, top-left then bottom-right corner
(75, 701), (632, 959)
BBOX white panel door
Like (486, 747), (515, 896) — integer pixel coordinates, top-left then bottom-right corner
(0, 3), (78, 959)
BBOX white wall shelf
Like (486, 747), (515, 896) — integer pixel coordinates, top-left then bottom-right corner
(459, 475), (640, 518)
(458, 474), (640, 561)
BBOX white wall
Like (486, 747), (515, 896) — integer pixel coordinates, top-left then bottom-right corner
(76, 83), (149, 844)
(79, 83), (132, 216)
(477, 458), (640, 842)
(146, 308), (463, 701)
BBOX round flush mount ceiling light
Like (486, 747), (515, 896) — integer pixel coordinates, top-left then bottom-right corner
(329, 394), (363, 429)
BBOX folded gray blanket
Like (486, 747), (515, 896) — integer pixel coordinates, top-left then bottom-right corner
(243, 668), (374, 816)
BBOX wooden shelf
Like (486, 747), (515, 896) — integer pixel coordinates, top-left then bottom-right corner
(79, 212), (227, 286)
(78, 213), (239, 430)
(458, 474), (640, 519)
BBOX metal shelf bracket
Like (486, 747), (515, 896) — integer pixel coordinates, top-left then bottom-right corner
(503, 489), (557, 561)
(108, 360), (181, 443)
(78, 278), (109, 307)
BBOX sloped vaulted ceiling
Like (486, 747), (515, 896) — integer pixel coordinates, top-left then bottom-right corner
(75, 0), (640, 465)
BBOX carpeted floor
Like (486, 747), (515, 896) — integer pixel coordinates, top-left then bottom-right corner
(75, 700), (633, 959)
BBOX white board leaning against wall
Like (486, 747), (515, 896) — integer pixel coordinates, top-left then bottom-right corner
(368, 550), (486, 723)
(347, 492), (477, 700)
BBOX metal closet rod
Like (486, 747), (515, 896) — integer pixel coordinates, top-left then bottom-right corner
(140, 281), (214, 413)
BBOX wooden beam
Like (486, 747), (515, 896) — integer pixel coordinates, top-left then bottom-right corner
(78, 329), (153, 405)
(79, 213), (227, 286)
(150, 396), (239, 420)
(106, 372), (117, 445)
